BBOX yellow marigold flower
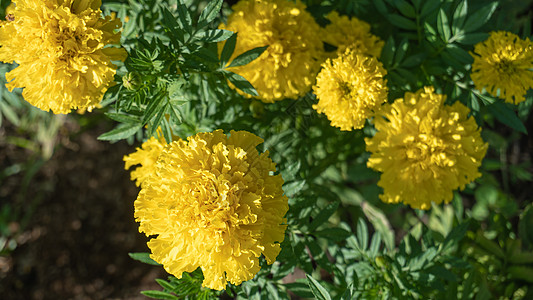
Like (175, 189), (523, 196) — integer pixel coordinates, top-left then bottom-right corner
(220, 0), (323, 103)
(134, 130), (288, 290)
(124, 136), (168, 188)
(322, 11), (384, 58)
(366, 87), (488, 210)
(471, 31), (533, 104)
(0, 0), (127, 114)
(313, 50), (388, 131)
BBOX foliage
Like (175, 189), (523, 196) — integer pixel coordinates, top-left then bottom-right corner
(1, 0), (532, 299)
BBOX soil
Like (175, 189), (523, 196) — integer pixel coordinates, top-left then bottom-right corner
(0, 113), (166, 300)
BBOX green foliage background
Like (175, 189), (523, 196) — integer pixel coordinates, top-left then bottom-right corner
(1, 0), (533, 299)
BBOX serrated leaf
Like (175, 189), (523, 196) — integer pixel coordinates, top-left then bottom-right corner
(128, 252), (162, 266)
(437, 9), (451, 42)
(142, 92), (166, 124)
(141, 290), (180, 300)
(308, 201), (340, 232)
(306, 275), (332, 300)
(175, 0), (192, 33)
(220, 33), (237, 67)
(227, 46), (268, 68)
(97, 123), (142, 141)
(198, 0), (223, 26)
(487, 101), (527, 134)
(162, 7), (184, 44)
(463, 2), (498, 32)
(196, 29), (233, 43)
(387, 14), (417, 30)
(452, 0), (468, 35)
(223, 70), (258, 96)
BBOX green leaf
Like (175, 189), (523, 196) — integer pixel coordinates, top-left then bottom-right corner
(463, 2), (498, 32)
(508, 266), (533, 283)
(437, 9), (451, 42)
(198, 0), (223, 26)
(420, 0), (440, 18)
(356, 218), (369, 251)
(220, 33), (237, 67)
(519, 204), (533, 247)
(227, 46), (268, 68)
(141, 290), (180, 300)
(456, 32), (489, 45)
(308, 201), (340, 232)
(486, 101), (527, 134)
(441, 221), (469, 253)
(306, 275), (332, 300)
(162, 7), (184, 44)
(104, 113), (141, 124)
(314, 228), (351, 242)
(175, 0), (192, 33)
(222, 70), (258, 96)
(196, 29), (233, 43)
(284, 282), (314, 298)
(394, 38), (409, 65)
(387, 14), (417, 30)
(283, 180), (306, 197)
(155, 279), (176, 292)
(394, 0), (416, 18)
(381, 36), (395, 68)
(142, 92), (166, 124)
(128, 252), (162, 266)
(452, 0), (468, 35)
(373, 0), (388, 15)
(97, 123), (142, 141)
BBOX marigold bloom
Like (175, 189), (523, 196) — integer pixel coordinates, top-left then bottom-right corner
(0, 0), (127, 114)
(124, 136), (167, 187)
(134, 130), (288, 290)
(366, 87), (488, 210)
(322, 11), (384, 58)
(471, 31), (533, 104)
(313, 50), (388, 131)
(220, 0), (323, 103)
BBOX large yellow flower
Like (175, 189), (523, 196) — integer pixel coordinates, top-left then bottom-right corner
(221, 0), (323, 103)
(322, 11), (384, 58)
(0, 0), (127, 114)
(134, 130), (288, 290)
(313, 49), (388, 131)
(366, 87), (488, 210)
(471, 31), (533, 104)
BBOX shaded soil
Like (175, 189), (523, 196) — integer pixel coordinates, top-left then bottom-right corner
(0, 114), (166, 300)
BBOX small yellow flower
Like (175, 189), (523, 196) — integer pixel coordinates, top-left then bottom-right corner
(366, 87), (488, 210)
(220, 0), (323, 103)
(134, 130), (288, 290)
(0, 0), (127, 114)
(313, 50), (388, 131)
(322, 11), (384, 58)
(124, 136), (168, 188)
(471, 31), (533, 104)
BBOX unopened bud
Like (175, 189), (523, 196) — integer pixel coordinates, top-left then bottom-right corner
(122, 72), (141, 91)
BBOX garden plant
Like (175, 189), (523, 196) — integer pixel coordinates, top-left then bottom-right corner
(1, 0), (533, 299)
